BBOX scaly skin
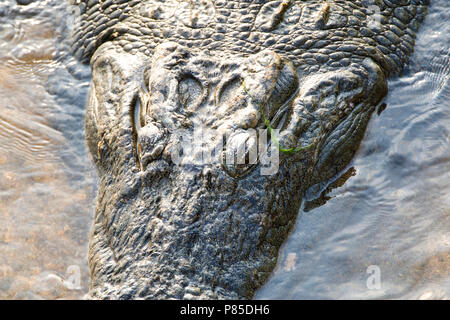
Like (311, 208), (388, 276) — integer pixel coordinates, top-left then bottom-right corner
(72, 0), (428, 299)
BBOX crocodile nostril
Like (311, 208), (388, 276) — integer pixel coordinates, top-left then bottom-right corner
(265, 60), (299, 120)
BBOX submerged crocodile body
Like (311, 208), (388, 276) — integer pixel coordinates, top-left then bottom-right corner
(72, 0), (428, 299)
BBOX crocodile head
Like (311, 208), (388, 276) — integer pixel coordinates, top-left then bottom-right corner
(85, 40), (386, 299)
(77, 0), (427, 299)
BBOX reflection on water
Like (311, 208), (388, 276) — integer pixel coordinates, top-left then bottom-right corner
(0, 1), (95, 299)
(0, 1), (448, 300)
(256, 0), (449, 300)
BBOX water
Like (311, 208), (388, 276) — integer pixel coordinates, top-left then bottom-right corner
(0, 1), (448, 300)
(0, 0), (95, 299)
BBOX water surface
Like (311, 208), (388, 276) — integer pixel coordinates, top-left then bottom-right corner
(0, 0), (94, 299)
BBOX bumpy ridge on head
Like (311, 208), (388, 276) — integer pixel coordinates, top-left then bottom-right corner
(72, 0), (428, 76)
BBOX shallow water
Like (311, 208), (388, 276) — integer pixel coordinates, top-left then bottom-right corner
(0, 0), (95, 299)
(0, 1), (448, 300)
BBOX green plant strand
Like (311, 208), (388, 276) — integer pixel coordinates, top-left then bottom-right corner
(241, 82), (313, 155)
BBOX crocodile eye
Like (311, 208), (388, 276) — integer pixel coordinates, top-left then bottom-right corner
(133, 87), (149, 132)
(216, 76), (243, 106)
(177, 74), (203, 109)
(133, 94), (141, 132)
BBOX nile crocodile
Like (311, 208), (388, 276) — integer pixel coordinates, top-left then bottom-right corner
(71, 0), (428, 299)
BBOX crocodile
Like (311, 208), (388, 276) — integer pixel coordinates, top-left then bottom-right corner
(71, 0), (428, 299)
